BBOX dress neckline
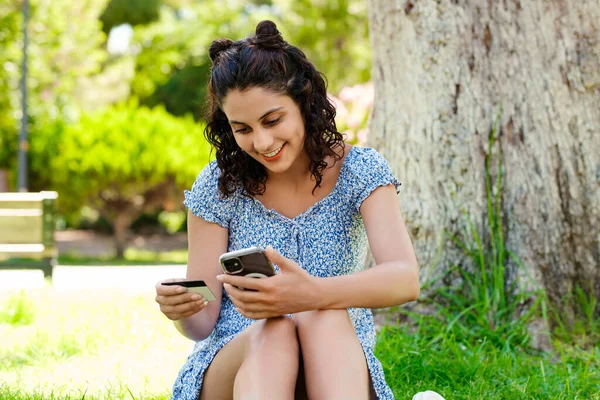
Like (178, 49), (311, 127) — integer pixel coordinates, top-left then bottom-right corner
(251, 146), (356, 222)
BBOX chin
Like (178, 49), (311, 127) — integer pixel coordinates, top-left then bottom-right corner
(262, 161), (292, 174)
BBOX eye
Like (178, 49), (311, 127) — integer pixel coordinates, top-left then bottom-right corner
(265, 117), (281, 126)
(234, 127), (249, 134)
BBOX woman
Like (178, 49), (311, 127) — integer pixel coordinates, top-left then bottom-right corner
(155, 20), (424, 400)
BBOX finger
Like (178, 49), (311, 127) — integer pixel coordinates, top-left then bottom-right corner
(228, 293), (249, 314)
(161, 299), (204, 315)
(223, 283), (262, 303)
(156, 292), (203, 306)
(264, 246), (296, 271)
(156, 280), (188, 296)
(226, 289), (264, 314)
(245, 311), (269, 320)
(162, 298), (207, 317)
(235, 307), (265, 320)
(168, 304), (204, 320)
(168, 306), (201, 321)
(217, 274), (266, 291)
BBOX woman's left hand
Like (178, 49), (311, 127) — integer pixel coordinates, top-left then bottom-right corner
(217, 246), (320, 319)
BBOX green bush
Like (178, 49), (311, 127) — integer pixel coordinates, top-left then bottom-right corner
(30, 101), (212, 256)
(1, 0), (108, 179)
(0, 2), (25, 172)
(100, 0), (161, 34)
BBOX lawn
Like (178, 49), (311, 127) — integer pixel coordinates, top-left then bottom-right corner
(1, 283), (598, 399)
(0, 285), (191, 400)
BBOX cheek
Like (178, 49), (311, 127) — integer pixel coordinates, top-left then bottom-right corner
(233, 135), (251, 150)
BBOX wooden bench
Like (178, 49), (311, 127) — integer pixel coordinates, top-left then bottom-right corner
(0, 191), (58, 278)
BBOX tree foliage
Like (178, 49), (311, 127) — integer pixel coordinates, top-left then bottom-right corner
(272, 0), (371, 93)
(0, 0), (374, 246)
(125, 0), (371, 118)
(0, 0), (108, 171)
(99, 0), (162, 34)
(30, 101), (211, 256)
(0, 1), (21, 170)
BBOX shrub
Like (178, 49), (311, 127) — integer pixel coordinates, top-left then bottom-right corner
(30, 101), (211, 256)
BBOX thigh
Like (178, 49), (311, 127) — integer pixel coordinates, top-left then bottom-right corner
(199, 325), (253, 400)
(199, 316), (300, 400)
(294, 309), (374, 399)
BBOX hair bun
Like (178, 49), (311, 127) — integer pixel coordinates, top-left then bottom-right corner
(209, 38), (234, 62)
(253, 20), (285, 50)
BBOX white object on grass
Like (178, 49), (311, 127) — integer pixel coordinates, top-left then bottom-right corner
(412, 390), (446, 400)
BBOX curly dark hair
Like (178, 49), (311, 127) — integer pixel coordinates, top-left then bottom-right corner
(204, 20), (345, 197)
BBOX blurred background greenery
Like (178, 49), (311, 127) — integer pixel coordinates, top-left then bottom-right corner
(0, 0), (374, 258)
(1, 2), (598, 399)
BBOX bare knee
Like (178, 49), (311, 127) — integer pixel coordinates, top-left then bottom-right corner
(248, 316), (299, 353)
(294, 310), (369, 399)
(295, 309), (352, 335)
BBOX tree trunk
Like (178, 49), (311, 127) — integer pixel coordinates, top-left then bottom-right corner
(366, 0), (599, 317)
(113, 211), (133, 259)
(0, 169), (9, 192)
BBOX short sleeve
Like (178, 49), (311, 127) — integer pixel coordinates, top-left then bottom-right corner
(349, 147), (402, 211)
(183, 161), (237, 228)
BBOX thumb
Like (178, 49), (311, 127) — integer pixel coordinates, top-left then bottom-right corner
(265, 245), (295, 271)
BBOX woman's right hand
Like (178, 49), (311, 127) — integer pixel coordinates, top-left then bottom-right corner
(155, 278), (209, 320)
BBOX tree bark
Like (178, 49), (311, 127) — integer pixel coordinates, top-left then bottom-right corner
(0, 169), (10, 192)
(93, 179), (178, 258)
(366, 0), (599, 317)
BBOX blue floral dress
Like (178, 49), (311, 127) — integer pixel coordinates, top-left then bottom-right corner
(173, 146), (401, 399)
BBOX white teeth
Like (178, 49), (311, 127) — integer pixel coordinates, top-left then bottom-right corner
(264, 145), (283, 157)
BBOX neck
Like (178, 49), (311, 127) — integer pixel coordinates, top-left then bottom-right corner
(266, 151), (313, 186)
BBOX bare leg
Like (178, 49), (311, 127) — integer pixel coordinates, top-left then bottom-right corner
(294, 309), (370, 400)
(234, 316), (299, 400)
(199, 316), (299, 400)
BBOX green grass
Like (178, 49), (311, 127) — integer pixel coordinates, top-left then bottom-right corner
(374, 313), (600, 399)
(0, 249), (188, 268)
(57, 248), (188, 266)
(0, 291), (35, 325)
(0, 285), (192, 399)
(1, 286), (598, 399)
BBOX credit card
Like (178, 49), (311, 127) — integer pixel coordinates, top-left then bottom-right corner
(162, 280), (216, 301)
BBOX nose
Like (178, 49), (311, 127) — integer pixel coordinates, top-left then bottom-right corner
(253, 127), (274, 153)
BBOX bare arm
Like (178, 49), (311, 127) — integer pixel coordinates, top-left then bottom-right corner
(316, 184), (420, 309)
(216, 185), (419, 319)
(172, 211), (229, 341)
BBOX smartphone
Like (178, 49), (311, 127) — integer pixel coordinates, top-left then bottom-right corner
(161, 280), (217, 301)
(219, 246), (276, 279)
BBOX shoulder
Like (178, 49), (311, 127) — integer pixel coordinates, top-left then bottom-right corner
(342, 146), (402, 210)
(344, 146), (395, 179)
(184, 161), (239, 228)
(191, 160), (220, 191)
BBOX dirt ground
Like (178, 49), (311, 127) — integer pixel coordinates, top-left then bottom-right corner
(55, 229), (188, 257)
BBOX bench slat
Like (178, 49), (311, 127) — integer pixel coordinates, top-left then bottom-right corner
(0, 217), (43, 243)
(0, 191), (58, 277)
(0, 244), (45, 252)
(0, 192), (58, 201)
(0, 201), (43, 209)
(0, 209), (43, 217)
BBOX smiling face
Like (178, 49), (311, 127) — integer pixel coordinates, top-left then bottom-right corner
(222, 87), (308, 176)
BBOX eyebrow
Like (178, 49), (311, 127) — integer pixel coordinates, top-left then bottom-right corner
(229, 107), (284, 125)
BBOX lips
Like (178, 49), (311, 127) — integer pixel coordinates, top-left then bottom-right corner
(261, 143), (286, 162)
